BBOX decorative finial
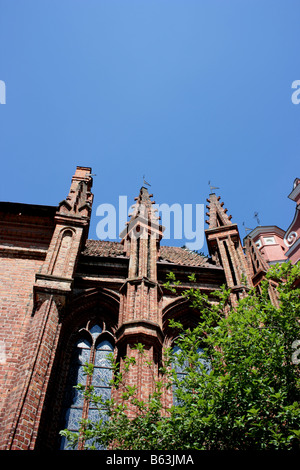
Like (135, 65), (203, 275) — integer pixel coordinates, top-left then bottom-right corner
(143, 175), (151, 187)
(243, 222), (253, 234)
(208, 180), (219, 193)
(253, 212), (261, 226)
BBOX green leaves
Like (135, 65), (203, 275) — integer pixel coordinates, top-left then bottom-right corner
(60, 262), (300, 450)
(163, 272), (181, 294)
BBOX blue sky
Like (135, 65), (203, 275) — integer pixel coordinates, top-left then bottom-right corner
(0, 0), (299, 253)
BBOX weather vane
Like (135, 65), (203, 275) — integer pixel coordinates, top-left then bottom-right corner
(253, 212), (261, 226)
(243, 221), (253, 234)
(208, 180), (220, 193)
(143, 175), (151, 187)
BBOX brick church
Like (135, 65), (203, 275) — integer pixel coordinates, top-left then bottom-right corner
(0, 166), (293, 450)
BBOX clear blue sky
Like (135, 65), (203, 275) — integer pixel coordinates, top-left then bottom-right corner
(1, 0), (299, 253)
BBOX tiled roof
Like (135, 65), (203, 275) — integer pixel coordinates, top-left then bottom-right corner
(82, 239), (212, 268)
(159, 245), (210, 267)
(82, 239), (125, 257)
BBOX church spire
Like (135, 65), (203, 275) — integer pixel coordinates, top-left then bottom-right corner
(205, 192), (233, 229)
(121, 186), (161, 239)
(116, 186), (164, 407)
(205, 192), (252, 303)
(120, 185), (163, 280)
(36, 166), (94, 286)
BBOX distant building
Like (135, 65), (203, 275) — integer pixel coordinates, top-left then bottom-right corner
(244, 225), (287, 265)
(283, 178), (300, 264)
(244, 178), (300, 266)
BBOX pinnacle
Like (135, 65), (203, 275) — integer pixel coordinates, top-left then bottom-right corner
(128, 186), (159, 224)
(205, 193), (233, 229)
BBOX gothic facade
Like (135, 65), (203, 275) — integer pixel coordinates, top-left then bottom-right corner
(0, 166), (288, 450)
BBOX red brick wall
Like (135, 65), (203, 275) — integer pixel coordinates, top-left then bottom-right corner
(0, 201), (59, 449)
(8, 295), (62, 450)
(0, 168), (95, 449)
(1, 174), (257, 450)
(0, 250), (45, 447)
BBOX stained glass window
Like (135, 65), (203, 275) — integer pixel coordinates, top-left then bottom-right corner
(60, 324), (114, 450)
(172, 344), (210, 405)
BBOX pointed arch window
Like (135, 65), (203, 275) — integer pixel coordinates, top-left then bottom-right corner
(172, 343), (211, 405)
(60, 323), (114, 450)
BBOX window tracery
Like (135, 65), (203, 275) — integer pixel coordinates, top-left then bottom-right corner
(60, 322), (114, 450)
(172, 343), (211, 405)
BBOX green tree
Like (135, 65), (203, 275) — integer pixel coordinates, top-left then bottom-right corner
(60, 262), (300, 450)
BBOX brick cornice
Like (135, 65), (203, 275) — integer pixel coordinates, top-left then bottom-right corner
(115, 319), (164, 349)
(34, 272), (73, 295)
(0, 244), (47, 260)
(120, 276), (163, 296)
(205, 223), (239, 237)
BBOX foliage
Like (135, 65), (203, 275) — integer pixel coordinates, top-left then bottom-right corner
(60, 262), (300, 450)
(60, 345), (171, 450)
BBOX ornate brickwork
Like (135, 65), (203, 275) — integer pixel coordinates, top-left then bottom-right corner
(0, 166), (277, 450)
